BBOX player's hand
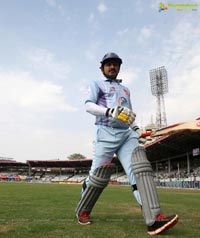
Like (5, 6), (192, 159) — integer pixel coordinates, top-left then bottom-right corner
(106, 106), (136, 125)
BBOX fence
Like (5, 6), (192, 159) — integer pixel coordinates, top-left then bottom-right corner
(156, 180), (200, 189)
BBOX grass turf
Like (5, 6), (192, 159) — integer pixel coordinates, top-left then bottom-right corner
(0, 182), (200, 238)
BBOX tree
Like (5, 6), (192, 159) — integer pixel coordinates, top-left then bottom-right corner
(67, 153), (86, 160)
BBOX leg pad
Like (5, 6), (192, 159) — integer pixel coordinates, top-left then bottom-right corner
(132, 146), (161, 225)
(75, 163), (115, 215)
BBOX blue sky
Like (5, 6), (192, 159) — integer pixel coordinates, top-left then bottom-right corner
(0, 0), (199, 162)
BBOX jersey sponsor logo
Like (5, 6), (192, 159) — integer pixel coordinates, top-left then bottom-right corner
(123, 89), (129, 96)
(118, 97), (128, 107)
(109, 87), (116, 93)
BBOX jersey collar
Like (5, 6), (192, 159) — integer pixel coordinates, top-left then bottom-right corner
(105, 78), (122, 83)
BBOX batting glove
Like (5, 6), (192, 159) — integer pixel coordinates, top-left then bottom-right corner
(106, 106), (136, 125)
(136, 129), (147, 144)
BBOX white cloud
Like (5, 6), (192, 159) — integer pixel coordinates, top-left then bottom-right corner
(0, 126), (94, 161)
(164, 44), (200, 124)
(117, 28), (129, 36)
(144, 17), (200, 125)
(1, 0), (200, 163)
(88, 13), (95, 22)
(0, 70), (78, 161)
(127, 18), (200, 127)
(85, 41), (102, 60)
(138, 26), (154, 44)
(150, 0), (160, 10)
(0, 70), (77, 113)
(46, 0), (64, 13)
(162, 18), (200, 69)
(46, 0), (56, 7)
(97, 2), (107, 14)
(119, 68), (139, 85)
(117, 25), (154, 47)
(140, 26), (153, 39)
(26, 48), (71, 80)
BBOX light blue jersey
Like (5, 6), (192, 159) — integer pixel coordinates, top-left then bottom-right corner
(83, 78), (142, 206)
(85, 79), (133, 129)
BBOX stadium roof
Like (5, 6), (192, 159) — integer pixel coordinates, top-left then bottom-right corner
(19, 118), (200, 169)
(145, 131), (200, 162)
(145, 118), (200, 162)
(26, 157), (122, 170)
(0, 160), (28, 167)
(152, 118), (200, 137)
(26, 131), (200, 168)
(27, 159), (92, 169)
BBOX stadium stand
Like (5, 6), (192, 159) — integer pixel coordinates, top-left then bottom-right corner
(1, 118), (200, 189)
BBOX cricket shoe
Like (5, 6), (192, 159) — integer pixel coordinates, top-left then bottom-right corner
(147, 214), (179, 235)
(77, 212), (92, 225)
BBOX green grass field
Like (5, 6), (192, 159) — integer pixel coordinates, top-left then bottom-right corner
(0, 182), (200, 238)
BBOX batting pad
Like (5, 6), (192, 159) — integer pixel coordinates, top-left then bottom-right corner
(75, 163), (115, 215)
(132, 146), (161, 226)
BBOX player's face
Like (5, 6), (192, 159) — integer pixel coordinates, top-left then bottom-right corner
(101, 59), (120, 79)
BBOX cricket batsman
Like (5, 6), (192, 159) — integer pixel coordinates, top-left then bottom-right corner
(75, 52), (178, 235)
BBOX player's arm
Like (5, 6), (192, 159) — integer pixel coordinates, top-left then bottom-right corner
(85, 102), (136, 125)
(84, 81), (107, 116)
(130, 122), (139, 132)
(85, 101), (107, 116)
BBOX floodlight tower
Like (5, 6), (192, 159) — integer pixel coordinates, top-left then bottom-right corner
(149, 66), (168, 129)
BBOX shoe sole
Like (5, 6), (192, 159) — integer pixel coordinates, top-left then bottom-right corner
(147, 214), (179, 235)
(78, 220), (92, 225)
